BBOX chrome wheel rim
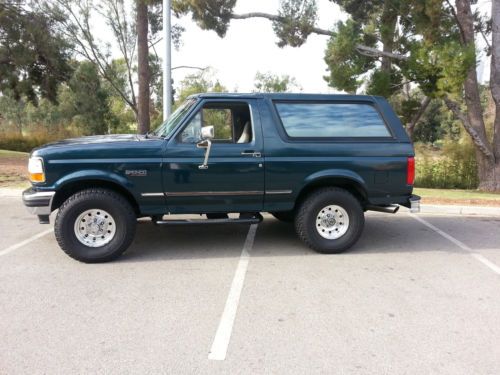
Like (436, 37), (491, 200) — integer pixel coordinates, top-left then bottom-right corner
(315, 205), (349, 240)
(74, 209), (116, 247)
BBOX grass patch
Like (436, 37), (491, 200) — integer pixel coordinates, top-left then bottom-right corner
(414, 188), (500, 206)
(414, 188), (500, 201)
(0, 149), (29, 158)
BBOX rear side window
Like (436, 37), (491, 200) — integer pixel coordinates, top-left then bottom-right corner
(274, 102), (391, 138)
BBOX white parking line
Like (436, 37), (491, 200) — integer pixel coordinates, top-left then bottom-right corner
(410, 214), (500, 275)
(0, 228), (54, 257)
(208, 223), (258, 361)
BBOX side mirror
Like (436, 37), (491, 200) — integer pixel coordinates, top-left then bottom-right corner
(196, 126), (214, 169)
(200, 125), (214, 140)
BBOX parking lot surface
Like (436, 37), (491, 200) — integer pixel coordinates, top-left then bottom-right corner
(1, 191), (500, 374)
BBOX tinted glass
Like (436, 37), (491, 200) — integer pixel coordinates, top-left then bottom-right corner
(152, 98), (197, 138)
(275, 103), (391, 137)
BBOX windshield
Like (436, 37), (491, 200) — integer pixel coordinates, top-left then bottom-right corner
(152, 98), (198, 137)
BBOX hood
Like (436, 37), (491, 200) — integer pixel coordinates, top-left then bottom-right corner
(41, 134), (141, 148)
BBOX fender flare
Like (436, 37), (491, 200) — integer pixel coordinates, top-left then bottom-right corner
(297, 169), (369, 201)
(53, 169), (134, 191)
(50, 170), (139, 211)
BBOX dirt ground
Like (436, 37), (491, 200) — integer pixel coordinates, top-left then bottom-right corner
(0, 155), (29, 188)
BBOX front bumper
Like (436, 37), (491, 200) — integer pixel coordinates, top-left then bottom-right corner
(22, 188), (55, 216)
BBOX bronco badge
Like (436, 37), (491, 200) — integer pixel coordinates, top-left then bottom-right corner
(125, 169), (148, 177)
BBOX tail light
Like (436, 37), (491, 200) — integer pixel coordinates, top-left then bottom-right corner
(407, 156), (415, 185)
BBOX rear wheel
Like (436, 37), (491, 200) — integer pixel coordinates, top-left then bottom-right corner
(54, 188), (136, 263)
(270, 210), (295, 223)
(295, 187), (364, 253)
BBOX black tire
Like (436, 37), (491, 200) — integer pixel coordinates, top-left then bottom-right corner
(54, 188), (136, 263)
(270, 210), (295, 223)
(295, 187), (364, 254)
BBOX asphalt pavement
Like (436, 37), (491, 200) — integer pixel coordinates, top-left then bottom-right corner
(1, 190), (499, 374)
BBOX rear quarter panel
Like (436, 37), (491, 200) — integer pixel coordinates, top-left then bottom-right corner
(259, 96), (414, 211)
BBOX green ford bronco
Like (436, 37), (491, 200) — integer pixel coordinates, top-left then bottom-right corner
(23, 93), (420, 263)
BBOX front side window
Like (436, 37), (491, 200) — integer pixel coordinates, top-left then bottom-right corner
(275, 102), (391, 138)
(179, 102), (253, 144)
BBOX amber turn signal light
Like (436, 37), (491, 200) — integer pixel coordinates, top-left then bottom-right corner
(28, 157), (45, 183)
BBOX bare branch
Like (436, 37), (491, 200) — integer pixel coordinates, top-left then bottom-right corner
(355, 45), (407, 61)
(172, 65), (208, 71)
(445, 0), (466, 45)
(232, 12), (331, 36)
(230, 12), (408, 61)
(444, 97), (494, 160)
(406, 96), (431, 138)
(53, 0), (137, 114)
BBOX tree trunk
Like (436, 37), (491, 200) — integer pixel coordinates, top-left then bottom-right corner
(455, 0), (498, 190)
(136, 0), (150, 134)
(380, 1), (398, 73)
(406, 96), (431, 140)
(476, 152), (500, 191)
(490, 0), (500, 163)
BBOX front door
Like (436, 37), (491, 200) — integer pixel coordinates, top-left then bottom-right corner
(163, 99), (264, 214)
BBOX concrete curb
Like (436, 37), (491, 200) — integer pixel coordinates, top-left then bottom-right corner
(417, 204), (500, 216)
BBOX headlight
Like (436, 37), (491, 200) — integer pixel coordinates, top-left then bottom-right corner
(28, 157), (45, 183)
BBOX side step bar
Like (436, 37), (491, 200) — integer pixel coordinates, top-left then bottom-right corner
(154, 213), (263, 226)
(366, 204), (400, 214)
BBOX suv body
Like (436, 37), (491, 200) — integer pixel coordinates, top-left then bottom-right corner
(23, 93), (420, 262)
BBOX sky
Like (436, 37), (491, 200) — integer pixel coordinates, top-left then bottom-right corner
(161, 0), (347, 93)
(100, 0), (491, 94)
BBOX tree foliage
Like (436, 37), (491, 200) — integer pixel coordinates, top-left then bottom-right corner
(175, 69), (226, 104)
(172, 0), (236, 37)
(0, 1), (73, 104)
(253, 71), (301, 93)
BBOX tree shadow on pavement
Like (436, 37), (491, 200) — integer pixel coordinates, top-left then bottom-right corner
(119, 213), (481, 263)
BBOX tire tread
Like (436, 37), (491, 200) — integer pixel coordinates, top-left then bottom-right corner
(54, 188), (136, 263)
(295, 187), (364, 253)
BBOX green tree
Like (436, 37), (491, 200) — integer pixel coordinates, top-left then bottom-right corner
(0, 93), (28, 135)
(175, 69), (226, 104)
(47, 0), (170, 133)
(0, 1), (73, 104)
(253, 71), (301, 92)
(63, 61), (114, 135)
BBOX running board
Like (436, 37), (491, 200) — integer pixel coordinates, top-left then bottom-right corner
(154, 213), (263, 226)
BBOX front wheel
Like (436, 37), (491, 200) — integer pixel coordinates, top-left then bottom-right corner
(295, 187), (364, 254)
(54, 188), (137, 263)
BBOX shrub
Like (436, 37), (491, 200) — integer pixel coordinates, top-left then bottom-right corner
(0, 134), (52, 152)
(414, 139), (478, 189)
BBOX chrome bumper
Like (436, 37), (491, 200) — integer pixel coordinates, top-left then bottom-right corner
(22, 188), (55, 216)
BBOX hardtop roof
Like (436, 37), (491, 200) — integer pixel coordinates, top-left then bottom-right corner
(189, 92), (381, 101)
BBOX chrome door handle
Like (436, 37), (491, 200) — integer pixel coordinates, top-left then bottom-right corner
(241, 151), (261, 157)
